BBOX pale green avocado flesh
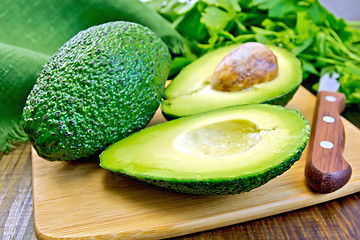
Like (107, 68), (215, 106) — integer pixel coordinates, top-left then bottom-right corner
(161, 44), (302, 119)
(100, 104), (310, 195)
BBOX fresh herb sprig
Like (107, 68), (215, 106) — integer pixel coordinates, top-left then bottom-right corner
(146, 0), (360, 105)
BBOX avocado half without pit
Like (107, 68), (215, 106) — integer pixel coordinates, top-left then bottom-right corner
(100, 104), (310, 195)
(161, 42), (302, 119)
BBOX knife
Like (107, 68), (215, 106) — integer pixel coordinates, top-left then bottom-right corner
(305, 72), (352, 193)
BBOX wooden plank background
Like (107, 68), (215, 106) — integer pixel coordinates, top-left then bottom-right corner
(2, 0), (360, 239)
(29, 86), (360, 239)
(1, 84), (360, 239)
(1, 141), (360, 239)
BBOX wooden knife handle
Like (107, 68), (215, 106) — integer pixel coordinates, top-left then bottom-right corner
(305, 91), (352, 193)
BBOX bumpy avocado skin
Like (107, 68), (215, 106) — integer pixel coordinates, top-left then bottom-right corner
(100, 105), (310, 195)
(162, 85), (300, 121)
(22, 21), (171, 161)
(108, 128), (308, 195)
(143, 141), (307, 195)
(264, 86), (300, 106)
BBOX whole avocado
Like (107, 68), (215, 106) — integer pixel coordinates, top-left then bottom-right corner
(22, 21), (171, 161)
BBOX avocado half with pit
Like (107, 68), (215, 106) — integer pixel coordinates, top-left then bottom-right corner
(100, 104), (310, 195)
(161, 43), (302, 119)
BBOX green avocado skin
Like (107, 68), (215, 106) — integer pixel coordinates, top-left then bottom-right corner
(107, 132), (307, 196)
(101, 104), (310, 195)
(162, 86), (300, 121)
(264, 85), (300, 106)
(22, 21), (171, 161)
(142, 141), (307, 195)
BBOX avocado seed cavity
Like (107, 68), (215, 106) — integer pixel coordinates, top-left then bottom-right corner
(174, 120), (261, 157)
(211, 42), (279, 92)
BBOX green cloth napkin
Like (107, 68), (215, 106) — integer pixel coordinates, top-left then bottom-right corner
(0, 0), (189, 152)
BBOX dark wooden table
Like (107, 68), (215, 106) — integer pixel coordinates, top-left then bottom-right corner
(2, 1), (360, 239)
(1, 103), (359, 240)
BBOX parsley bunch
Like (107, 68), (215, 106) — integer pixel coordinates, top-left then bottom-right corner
(146, 0), (360, 105)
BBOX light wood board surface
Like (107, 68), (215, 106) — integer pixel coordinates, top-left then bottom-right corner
(32, 86), (360, 239)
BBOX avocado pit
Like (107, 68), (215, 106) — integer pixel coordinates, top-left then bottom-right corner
(211, 42), (279, 92)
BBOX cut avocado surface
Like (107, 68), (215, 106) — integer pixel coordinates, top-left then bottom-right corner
(161, 44), (302, 119)
(100, 104), (310, 195)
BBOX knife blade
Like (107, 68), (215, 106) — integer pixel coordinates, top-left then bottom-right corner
(305, 72), (352, 193)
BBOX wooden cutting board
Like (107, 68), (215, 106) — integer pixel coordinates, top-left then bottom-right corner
(32, 86), (360, 240)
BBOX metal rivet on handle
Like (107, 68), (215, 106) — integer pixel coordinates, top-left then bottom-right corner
(325, 96), (337, 102)
(320, 141), (334, 149)
(323, 116), (336, 123)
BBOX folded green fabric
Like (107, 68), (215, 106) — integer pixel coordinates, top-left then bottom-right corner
(0, 43), (49, 152)
(0, 0), (189, 152)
